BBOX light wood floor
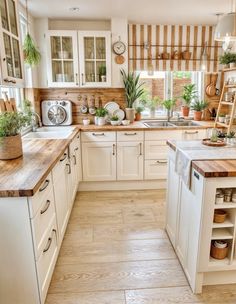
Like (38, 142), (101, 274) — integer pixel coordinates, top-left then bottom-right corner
(46, 190), (236, 303)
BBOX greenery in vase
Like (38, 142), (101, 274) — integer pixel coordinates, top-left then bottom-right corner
(110, 115), (119, 121)
(162, 99), (176, 111)
(0, 100), (32, 137)
(95, 107), (108, 117)
(191, 100), (208, 112)
(219, 52), (236, 65)
(120, 69), (145, 108)
(23, 33), (41, 67)
(181, 84), (198, 107)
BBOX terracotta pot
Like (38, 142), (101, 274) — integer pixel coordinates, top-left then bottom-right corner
(193, 111), (202, 121)
(181, 106), (190, 117)
(0, 134), (23, 160)
(135, 112), (142, 121)
(125, 108), (135, 123)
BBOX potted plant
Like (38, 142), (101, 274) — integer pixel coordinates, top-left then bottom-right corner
(0, 104), (32, 160)
(99, 65), (106, 82)
(226, 131), (236, 145)
(162, 99), (176, 121)
(120, 69), (145, 123)
(191, 100), (208, 121)
(95, 107), (108, 126)
(218, 113), (226, 123)
(146, 96), (160, 118)
(181, 84), (198, 117)
(110, 115), (120, 126)
(135, 106), (144, 121)
(219, 52), (236, 68)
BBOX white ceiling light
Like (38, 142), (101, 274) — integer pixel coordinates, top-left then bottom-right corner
(215, 1), (236, 42)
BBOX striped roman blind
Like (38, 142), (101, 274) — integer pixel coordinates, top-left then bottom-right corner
(128, 24), (222, 72)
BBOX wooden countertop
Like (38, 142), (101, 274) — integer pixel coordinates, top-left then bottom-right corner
(167, 140), (236, 178)
(77, 120), (216, 132)
(0, 129), (79, 198)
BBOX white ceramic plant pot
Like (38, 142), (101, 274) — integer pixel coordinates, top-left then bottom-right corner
(125, 108), (135, 123)
(230, 62), (236, 68)
(218, 117), (225, 123)
(97, 117), (106, 126)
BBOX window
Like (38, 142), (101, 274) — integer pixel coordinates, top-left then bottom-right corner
(138, 71), (203, 119)
(0, 87), (24, 109)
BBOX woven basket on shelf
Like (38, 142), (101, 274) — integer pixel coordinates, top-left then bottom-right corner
(210, 244), (228, 260)
(214, 210), (227, 223)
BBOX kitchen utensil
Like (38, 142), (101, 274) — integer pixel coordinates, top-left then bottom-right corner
(214, 240), (228, 249)
(214, 210), (227, 223)
(80, 95), (88, 114)
(172, 50), (180, 60)
(182, 50), (191, 60)
(104, 101), (120, 116)
(162, 52), (170, 60)
(113, 108), (125, 121)
(88, 95), (96, 115)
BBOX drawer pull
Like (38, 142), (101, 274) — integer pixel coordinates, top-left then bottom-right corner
(156, 160), (167, 164)
(74, 147), (79, 151)
(43, 229), (56, 253)
(124, 132), (137, 136)
(92, 133), (105, 136)
(66, 163), (71, 174)
(112, 144), (116, 156)
(39, 179), (50, 192)
(139, 143), (142, 155)
(40, 200), (51, 215)
(73, 155), (77, 165)
(184, 131), (199, 134)
(60, 153), (67, 162)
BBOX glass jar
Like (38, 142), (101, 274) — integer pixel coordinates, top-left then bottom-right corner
(215, 194), (224, 204)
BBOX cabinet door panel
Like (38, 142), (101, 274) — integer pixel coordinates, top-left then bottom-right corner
(82, 142), (116, 181)
(145, 141), (168, 160)
(144, 159), (167, 180)
(117, 142), (143, 181)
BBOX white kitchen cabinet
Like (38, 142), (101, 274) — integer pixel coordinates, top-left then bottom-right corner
(47, 30), (79, 87)
(145, 141), (168, 160)
(82, 141), (116, 181)
(78, 31), (111, 87)
(0, 0), (23, 85)
(52, 150), (69, 243)
(117, 141), (144, 180)
(144, 159), (167, 180)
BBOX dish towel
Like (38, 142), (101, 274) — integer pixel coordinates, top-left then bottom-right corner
(174, 141), (236, 188)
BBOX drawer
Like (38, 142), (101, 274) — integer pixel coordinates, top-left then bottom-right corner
(182, 129), (206, 140)
(145, 130), (182, 141)
(31, 188), (56, 260)
(145, 141), (168, 159)
(52, 149), (68, 181)
(144, 159), (168, 180)
(29, 172), (53, 218)
(81, 131), (116, 142)
(36, 216), (58, 303)
(117, 131), (144, 142)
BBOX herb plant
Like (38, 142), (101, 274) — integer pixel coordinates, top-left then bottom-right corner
(181, 84), (198, 106)
(95, 107), (108, 117)
(23, 33), (41, 67)
(110, 115), (119, 121)
(191, 100), (208, 112)
(219, 52), (236, 65)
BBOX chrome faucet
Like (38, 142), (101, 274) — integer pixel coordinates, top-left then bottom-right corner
(167, 110), (173, 122)
(31, 112), (42, 131)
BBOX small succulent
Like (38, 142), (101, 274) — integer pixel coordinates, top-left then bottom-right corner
(110, 115), (119, 121)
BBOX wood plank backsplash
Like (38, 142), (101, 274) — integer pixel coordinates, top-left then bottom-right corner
(30, 88), (125, 124)
(128, 24), (222, 72)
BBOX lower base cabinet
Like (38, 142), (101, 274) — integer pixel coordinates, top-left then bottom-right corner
(144, 159), (168, 180)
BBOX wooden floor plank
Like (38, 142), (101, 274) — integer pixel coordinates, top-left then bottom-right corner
(122, 207), (156, 224)
(48, 259), (188, 294)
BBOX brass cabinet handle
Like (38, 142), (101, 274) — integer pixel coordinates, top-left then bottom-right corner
(112, 144), (116, 156)
(139, 143), (142, 156)
(74, 147), (79, 151)
(92, 133), (105, 136)
(43, 229), (56, 253)
(124, 132), (137, 136)
(39, 179), (50, 192)
(66, 163), (71, 174)
(184, 131), (199, 134)
(40, 200), (51, 215)
(60, 153), (67, 162)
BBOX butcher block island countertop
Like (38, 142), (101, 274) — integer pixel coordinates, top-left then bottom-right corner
(0, 128), (79, 197)
(167, 139), (236, 178)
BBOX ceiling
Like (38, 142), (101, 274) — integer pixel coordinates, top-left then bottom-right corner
(23, 0), (231, 25)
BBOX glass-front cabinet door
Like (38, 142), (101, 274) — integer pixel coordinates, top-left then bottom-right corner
(0, 0), (23, 85)
(79, 31), (111, 87)
(47, 30), (79, 87)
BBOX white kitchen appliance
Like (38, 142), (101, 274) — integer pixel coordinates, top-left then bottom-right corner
(41, 100), (72, 126)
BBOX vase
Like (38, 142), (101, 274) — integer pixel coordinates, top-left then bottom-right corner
(193, 111), (202, 121)
(150, 108), (156, 118)
(125, 108), (135, 123)
(0, 134), (23, 160)
(97, 117), (106, 126)
(181, 106), (190, 117)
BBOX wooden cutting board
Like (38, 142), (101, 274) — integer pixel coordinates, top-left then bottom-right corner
(0, 98), (17, 113)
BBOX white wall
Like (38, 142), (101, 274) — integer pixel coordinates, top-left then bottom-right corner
(49, 19), (111, 31)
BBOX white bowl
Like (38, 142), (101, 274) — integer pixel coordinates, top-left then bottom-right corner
(214, 240), (227, 249)
(83, 119), (90, 126)
(122, 120), (130, 126)
(110, 120), (120, 126)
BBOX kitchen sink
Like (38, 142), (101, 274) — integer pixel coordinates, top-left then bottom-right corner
(170, 121), (201, 127)
(142, 121), (175, 128)
(35, 126), (76, 132)
(23, 131), (73, 139)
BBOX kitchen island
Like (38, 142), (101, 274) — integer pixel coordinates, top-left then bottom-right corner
(166, 140), (236, 294)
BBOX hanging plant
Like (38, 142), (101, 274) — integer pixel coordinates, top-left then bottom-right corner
(23, 0), (41, 67)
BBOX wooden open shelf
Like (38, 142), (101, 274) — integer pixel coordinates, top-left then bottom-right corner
(212, 220), (234, 228)
(211, 228), (233, 240)
(214, 202), (236, 209)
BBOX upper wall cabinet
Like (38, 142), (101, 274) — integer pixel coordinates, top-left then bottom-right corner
(47, 30), (79, 87)
(78, 31), (111, 88)
(0, 0), (23, 85)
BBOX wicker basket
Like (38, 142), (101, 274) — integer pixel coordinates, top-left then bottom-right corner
(214, 210), (227, 223)
(210, 243), (228, 259)
(0, 134), (23, 160)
